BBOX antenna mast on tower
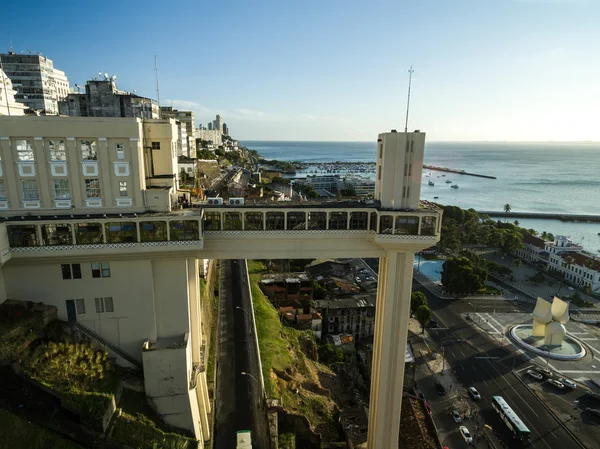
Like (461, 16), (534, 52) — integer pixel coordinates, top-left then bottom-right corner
(154, 55), (160, 107)
(404, 66), (414, 133)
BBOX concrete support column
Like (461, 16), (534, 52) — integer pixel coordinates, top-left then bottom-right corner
(71, 224), (77, 244)
(136, 222), (141, 242)
(35, 224), (43, 246)
(166, 221), (171, 241)
(197, 371), (211, 440)
(284, 211), (288, 230)
(367, 251), (415, 449)
(347, 212), (351, 230)
(417, 217), (422, 235)
(101, 223), (107, 243)
(326, 211), (330, 230)
(187, 257), (201, 363)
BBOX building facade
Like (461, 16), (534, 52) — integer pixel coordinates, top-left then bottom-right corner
(59, 79), (159, 119)
(313, 296), (376, 340)
(0, 52), (69, 115)
(161, 107), (196, 158)
(195, 129), (222, 146)
(514, 233), (548, 266)
(0, 116), (180, 215)
(0, 67), (27, 116)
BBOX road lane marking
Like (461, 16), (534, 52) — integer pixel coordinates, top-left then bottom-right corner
(560, 369), (600, 373)
(460, 350), (466, 357)
(451, 350), (456, 359)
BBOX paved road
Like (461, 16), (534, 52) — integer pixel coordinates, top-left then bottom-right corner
(214, 260), (267, 449)
(421, 289), (583, 449)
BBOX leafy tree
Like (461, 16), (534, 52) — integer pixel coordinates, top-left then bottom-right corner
(411, 291), (427, 312)
(340, 188), (356, 197)
(313, 280), (327, 299)
(441, 257), (488, 294)
(415, 305), (431, 333)
(513, 220), (520, 226)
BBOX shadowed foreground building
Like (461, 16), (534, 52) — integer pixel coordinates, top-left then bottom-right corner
(0, 117), (440, 447)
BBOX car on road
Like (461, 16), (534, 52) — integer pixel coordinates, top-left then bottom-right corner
(428, 320), (439, 328)
(355, 277), (362, 283)
(527, 369), (543, 380)
(451, 409), (462, 423)
(586, 408), (600, 418)
(459, 426), (473, 444)
(469, 387), (481, 400)
(558, 378), (577, 389)
(547, 379), (565, 390)
(434, 382), (446, 395)
(365, 275), (375, 281)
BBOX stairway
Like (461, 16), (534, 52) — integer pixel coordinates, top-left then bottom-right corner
(72, 322), (142, 369)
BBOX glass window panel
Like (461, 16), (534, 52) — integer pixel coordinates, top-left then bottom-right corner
(8, 225), (39, 247)
(116, 143), (125, 159)
(223, 212), (242, 231)
(140, 221), (168, 241)
(328, 212), (347, 230)
(170, 220), (199, 240)
(105, 222), (136, 243)
(244, 212), (263, 230)
(266, 212), (285, 230)
(349, 212), (368, 230)
(21, 179), (39, 200)
(49, 139), (66, 161)
(75, 223), (103, 244)
(420, 216), (437, 236)
(80, 140), (97, 160)
(72, 264), (81, 279)
(287, 212), (306, 230)
(85, 179), (101, 198)
(42, 224), (72, 245)
(308, 212), (326, 230)
(379, 216), (393, 234)
(203, 212), (221, 231)
(15, 139), (34, 161)
(61, 264), (72, 279)
(394, 216), (419, 235)
(53, 179), (70, 200)
(119, 181), (127, 197)
(75, 298), (86, 314)
(0, 180), (7, 201)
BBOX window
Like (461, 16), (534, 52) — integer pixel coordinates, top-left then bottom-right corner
(116, 143), (125, 159)
(151, 142), (161, 150)
(0, 180), (6, 201)
(85, 179), (101, 198)
(61, 263), (81, 279)
(80, 140), (97, 160)
(75, 298), (86, 314)
(91, 262), (111, 278)
(53, 179), (70, 199)
(95, 297), (114, 313)
(15, 139), (34, 161)
(119, 181), (128, 197)
(49, 139), (66, 161)
(21, 179), (39, 200)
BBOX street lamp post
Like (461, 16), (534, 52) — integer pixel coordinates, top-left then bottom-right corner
(241, 371), (259, 384)
(236, 306), (250, 318)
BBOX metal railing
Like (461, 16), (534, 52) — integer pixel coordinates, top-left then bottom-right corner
(73, 321), (142, 369)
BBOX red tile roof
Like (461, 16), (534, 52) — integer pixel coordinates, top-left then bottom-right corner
(560, 253), (600, 272)
(523, 233), (546, 249)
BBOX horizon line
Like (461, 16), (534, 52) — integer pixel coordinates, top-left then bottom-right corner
(239, 139), (600, 144)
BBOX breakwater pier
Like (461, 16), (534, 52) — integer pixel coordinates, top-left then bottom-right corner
(423, 164), (497, 179)
(479, 211), (600, 224)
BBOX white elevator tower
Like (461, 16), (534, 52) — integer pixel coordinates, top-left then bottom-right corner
(375, 130), (425, 210)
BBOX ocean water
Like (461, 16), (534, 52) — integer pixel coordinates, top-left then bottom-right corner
(244, 140), (600, 253)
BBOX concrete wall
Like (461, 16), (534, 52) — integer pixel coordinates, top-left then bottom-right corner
(2, 257), (196, 362)
(142, 334), (202, 437)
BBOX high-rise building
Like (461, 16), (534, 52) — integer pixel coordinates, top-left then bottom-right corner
(208, 122), (212, 130)
(213, 114), (223, 135)
(222, 123), (228, 136)
(160, 107), (196, 157)
(0, 52), (70, 115)
(59, 78), (158, 119)
(0, 67), (27, 116)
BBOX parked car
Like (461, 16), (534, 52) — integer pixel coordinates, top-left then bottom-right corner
(425, 401), (432, 415)
(586, 408), (600, 418)
(459, 426), (473, 444)
(355, 277), (362, 283)
(428, 320), (439, 328)
(469, 387), (481, 400)
(548, 379), (565, 390)
(451, 409), (462, 423)
(558, 378), (577, 389)
(434, 382), (446, 395)
(538, 367), (553, 377)
(527, 369), (543, 380)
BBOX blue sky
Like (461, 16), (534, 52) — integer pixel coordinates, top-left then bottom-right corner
(3, 0), (599, 141)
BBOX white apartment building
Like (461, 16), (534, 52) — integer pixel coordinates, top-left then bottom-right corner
(514, 233), (549, 266)
(0, 52), (70, 115)
(0, 68), (28, 116)
(0, 115), (211, 440)
(547, 251), (600, 293)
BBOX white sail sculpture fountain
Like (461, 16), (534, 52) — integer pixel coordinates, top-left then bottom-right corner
(532, 296), (569, 345)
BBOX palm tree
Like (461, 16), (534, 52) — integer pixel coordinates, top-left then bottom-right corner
(513, 220), (520, 226)
(541, 231), (549, 241)
(503, 203), (511, 222)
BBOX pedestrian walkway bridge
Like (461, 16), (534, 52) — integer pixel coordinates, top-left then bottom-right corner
(0, 200), (442, 262)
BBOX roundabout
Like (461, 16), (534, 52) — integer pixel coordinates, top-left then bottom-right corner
(509, 324), (586, 361)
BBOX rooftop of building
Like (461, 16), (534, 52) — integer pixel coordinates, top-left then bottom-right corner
(559, 252), (600, 272)
(313, 295), (376, 309)
(523, 233), (547, 249)
(260, 272), (311, 284)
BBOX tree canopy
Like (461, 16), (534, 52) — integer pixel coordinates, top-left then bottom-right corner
(441, 257), (488, 294)
(411, 291), (427, 312)
(415, 305), (432, 331)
